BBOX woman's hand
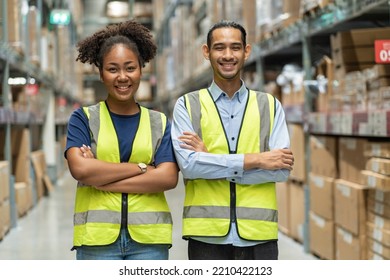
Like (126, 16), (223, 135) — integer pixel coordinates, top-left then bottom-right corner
(80, 144), (94, 158)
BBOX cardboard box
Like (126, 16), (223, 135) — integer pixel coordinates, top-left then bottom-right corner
(368, 189), (390, 206)
(362, 170), (390, 191)
(310, 135), (338, 178)
(367, 222), (390, 247)
(332, 46), (376, 65)
(367, 250), (387, 260)
(289, 181), (305, 242)
(0, 199), (10, 240)
(364, 64), (390, 81)
(367, 238), (390, 259)
(14, 182), (33, 218)
(336, 226), (367, 260)
(368, 199), (390, 219)
(276, 181), (290, 235)
(367, 211), (390, 231)
(0, 161), (10, 202)
(309, 173), (334, 220)
(288, 124), (306, 182)
(364, 141), (390, 158)
(242, 0), (257, 45)
(338, 137), (369, 185)
(309, 211), (335, 259)
(334, 179), (367, 236)
(330, 27), (390, 49)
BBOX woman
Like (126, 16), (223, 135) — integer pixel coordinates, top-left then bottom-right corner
(65, 20), (178, 260)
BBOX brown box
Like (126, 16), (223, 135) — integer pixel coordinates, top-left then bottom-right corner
(367, 238), (390, 259)
(366, 157), (390, 176)
(283, 0), (301, 27)
(334, 179), (367, 236)
(309, 173), (334, 220)
(0, 199), (11, 240)
(276, 181), (290, 235)
(31, 150), (52, 199)
(338, 137), (369, 185)
(367, 250), (387, 260)
(14, 182), (33, 218)
(362, 170), (390, 192)
(289, 181), (305, 242)
(310, 135), (338, 178)
(316, 55), (334, 102)
(332, 46), (376, 66)
(367, 211), (390, 231)
(367, 222), (390, 248)
(288, 124), (306, 182)
(331, 27), (390, 49)
(242, 0), (257, 45)
(368, 189), (390, 206)
(0, 161), (10, 202)
(364, 64), (390, 81)
(364, 141), (390, 158)
(309, 211), (335, 260)
(368, 199), (390, 219)
(336, 226), (367, 259)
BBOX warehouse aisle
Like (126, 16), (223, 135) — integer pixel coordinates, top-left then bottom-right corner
(0, 171), (317, 260)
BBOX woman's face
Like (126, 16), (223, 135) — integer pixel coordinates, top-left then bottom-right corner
(100, 44), (141, 105)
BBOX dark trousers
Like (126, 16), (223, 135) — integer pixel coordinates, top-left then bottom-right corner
(188, 239), (278, 260)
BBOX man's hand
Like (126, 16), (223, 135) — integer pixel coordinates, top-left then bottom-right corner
(178, 131), (208, 152)
(245, 148), (294, 171)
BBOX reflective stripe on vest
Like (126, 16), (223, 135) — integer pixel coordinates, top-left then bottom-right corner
(182, 89), (278, 241)
(73, 102), (172, 246)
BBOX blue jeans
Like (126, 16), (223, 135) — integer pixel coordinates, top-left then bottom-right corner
(75, 228), (169, 260)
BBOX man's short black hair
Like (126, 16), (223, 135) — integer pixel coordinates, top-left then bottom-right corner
(206, 20), (247, 48)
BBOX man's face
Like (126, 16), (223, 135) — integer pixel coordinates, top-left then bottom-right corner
(203, 27), (250, 83)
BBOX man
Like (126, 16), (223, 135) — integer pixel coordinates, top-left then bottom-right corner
(171, 20), (294, 260)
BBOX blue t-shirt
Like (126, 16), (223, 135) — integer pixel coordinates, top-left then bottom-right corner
(64, 106), (176, 166)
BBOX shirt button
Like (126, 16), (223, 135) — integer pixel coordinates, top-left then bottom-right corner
(231, 115), (234, 119)
(232, 179), (235, 182)
(231, 137), (235, 141)
(234, 171), (238, 175)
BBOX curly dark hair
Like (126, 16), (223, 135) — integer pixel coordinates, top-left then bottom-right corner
(76, 20), (156, 69)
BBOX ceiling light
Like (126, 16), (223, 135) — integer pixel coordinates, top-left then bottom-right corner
(106, 1), (129, 18)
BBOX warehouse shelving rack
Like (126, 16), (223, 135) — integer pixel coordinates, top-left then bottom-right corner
(0, 0), (78, 229)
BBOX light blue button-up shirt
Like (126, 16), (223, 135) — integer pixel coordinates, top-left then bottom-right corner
(171, 80), (291, 246)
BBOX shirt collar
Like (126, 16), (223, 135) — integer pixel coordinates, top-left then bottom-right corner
(208, 80), (248, 103)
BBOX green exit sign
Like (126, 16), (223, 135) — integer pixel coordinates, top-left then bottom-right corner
(50, 9), (71, 25)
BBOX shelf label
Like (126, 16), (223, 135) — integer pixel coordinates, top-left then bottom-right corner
(375, 40), (390, 64)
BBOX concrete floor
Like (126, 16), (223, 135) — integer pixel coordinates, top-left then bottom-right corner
(0, 171), (317, 260)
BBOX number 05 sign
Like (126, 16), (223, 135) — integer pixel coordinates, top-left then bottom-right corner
(375, 40), (390, 64)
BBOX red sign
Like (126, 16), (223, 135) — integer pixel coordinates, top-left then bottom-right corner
(375, 40), (390, 64)
(26, 84), (39, 95)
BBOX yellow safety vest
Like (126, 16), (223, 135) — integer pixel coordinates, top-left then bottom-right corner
(73, 101), (172, 246)
(183, 89), (277, 241)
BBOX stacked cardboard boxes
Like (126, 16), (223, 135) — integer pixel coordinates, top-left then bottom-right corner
(362, 141), (390, 259)
(308, 135), (337, 259)
(283, 124), (307, 243)
(0, 161), (11, 241)
(330, 28), (390, 116)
